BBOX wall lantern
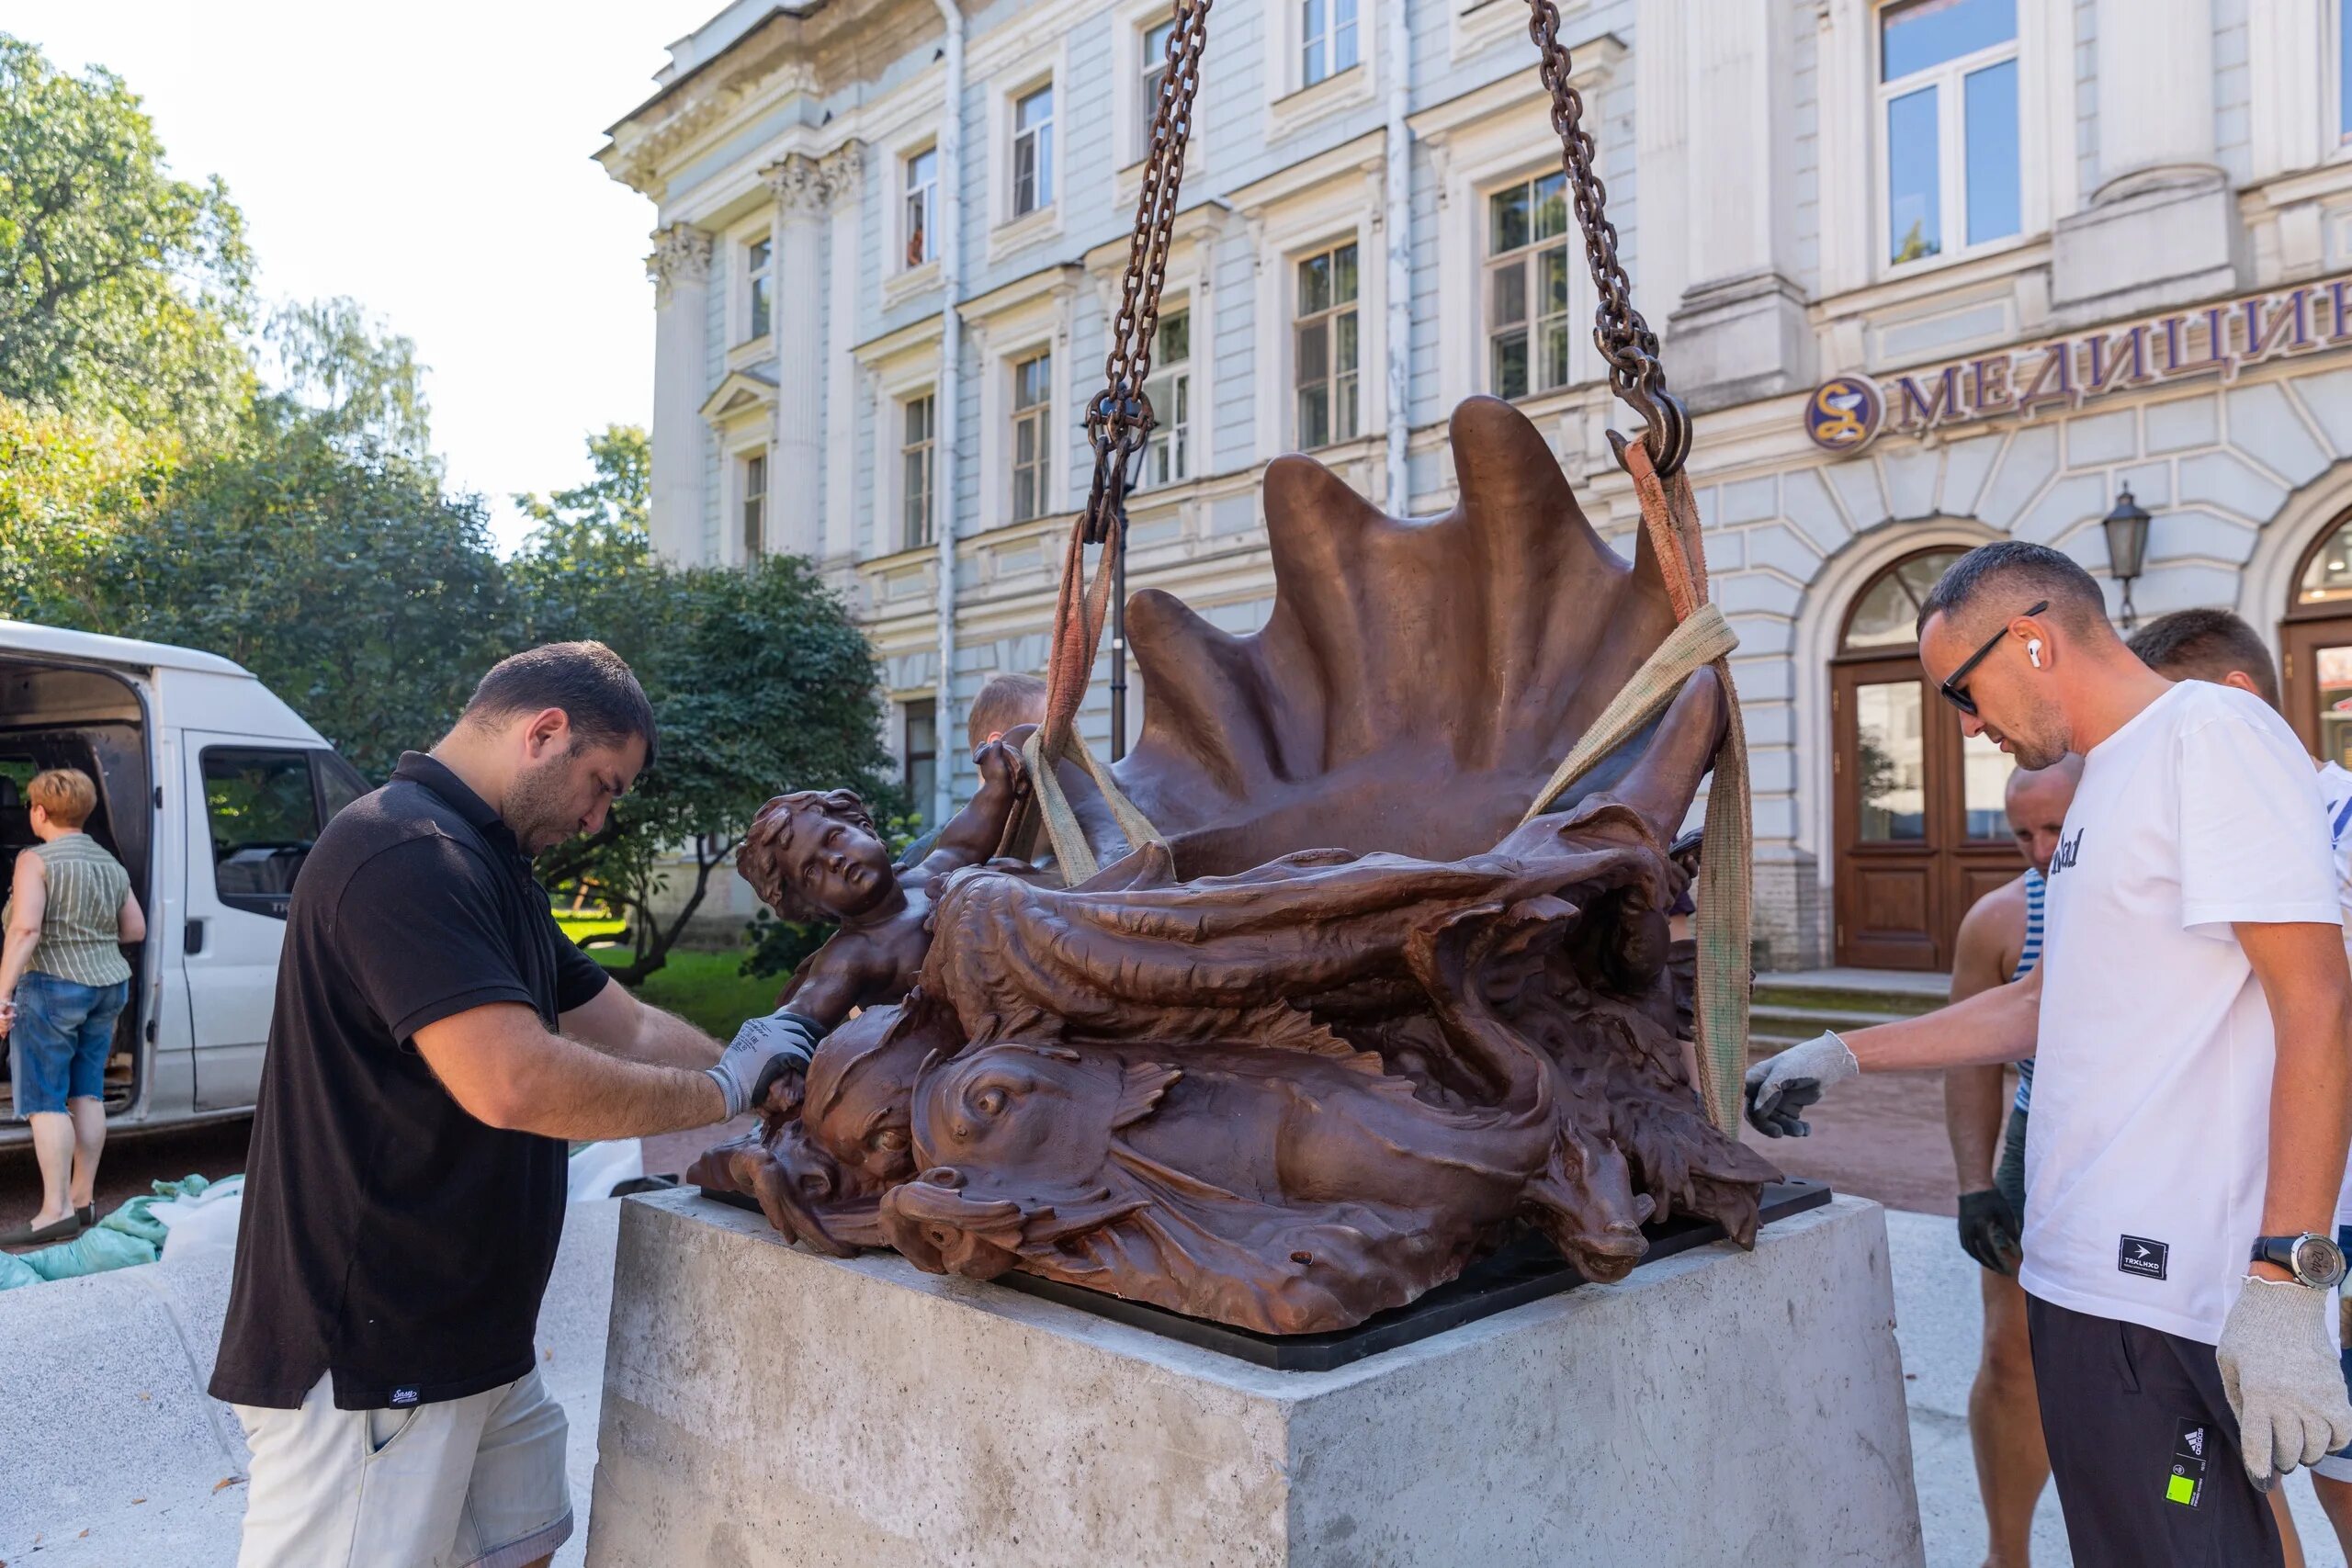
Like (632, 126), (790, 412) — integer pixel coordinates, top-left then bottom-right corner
(2101, 485), (2154, 630)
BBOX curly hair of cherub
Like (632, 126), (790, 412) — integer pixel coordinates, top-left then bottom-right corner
(739, 788), (880, 923)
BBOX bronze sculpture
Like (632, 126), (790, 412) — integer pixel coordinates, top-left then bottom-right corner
(691, 397), (1777, 1333)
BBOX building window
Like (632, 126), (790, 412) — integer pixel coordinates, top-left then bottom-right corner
(1879, 0), (2019, 267)
(1012, 85), (1055, 217)
(741, 451), (767, 563)
(2340, 0), (2352, 144)
(1295, 242), (1360, 449)
(1138, 17), (1176, 164)
(904, 147), (937, 266)
(903, 699), (938, 811)
(746, 235), (774, 341)
(901, 392), (936, 549)
(1142, 309), (1191, 488)
(1011, 351), (1052, 522)
(1302, 0), (1359, 87)
(1486, 172), (1572, 400)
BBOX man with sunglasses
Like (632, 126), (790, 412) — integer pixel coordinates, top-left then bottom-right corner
(1744, 541), (2352, 1568)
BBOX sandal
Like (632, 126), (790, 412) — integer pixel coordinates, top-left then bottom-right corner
(0, 1213), (80, 1247)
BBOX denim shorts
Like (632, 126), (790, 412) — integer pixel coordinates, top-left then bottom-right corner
(7, 971), (129, 1116)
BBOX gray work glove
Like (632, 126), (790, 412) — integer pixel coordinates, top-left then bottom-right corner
(2218, 1275), (2352, 1490)
(707, 1011), (824, 1120)
(1742, 1030), (1860, 1138)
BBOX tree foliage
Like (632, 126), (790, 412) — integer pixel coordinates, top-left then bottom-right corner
(0, 35), (255, 443)
(84, 423), (510, 780)
(259, 297), (435, 464)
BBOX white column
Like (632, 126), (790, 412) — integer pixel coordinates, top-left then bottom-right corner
(2247, 0), (2324, 183)
(2051, 0), (2233, 317)
(1662, 0), (1810, 409)
(820, 143), (866, 566)
(1634, 0), (1690, 349)
(2092, 0), (2215, 194)
(646, 224), (712, 564)
(763, 155), (832, 558)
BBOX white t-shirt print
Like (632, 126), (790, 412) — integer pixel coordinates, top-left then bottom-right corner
(2020, 681), (2341, 1345)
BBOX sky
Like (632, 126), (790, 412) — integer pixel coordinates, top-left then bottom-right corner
(14, 0), (722, 552)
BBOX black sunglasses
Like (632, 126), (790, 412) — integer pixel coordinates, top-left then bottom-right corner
(1938, 601), (2048, 716)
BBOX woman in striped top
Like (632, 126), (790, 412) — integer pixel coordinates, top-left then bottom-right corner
(0, 768), (145, 1247)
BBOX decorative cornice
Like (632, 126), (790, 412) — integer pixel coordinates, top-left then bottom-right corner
(763, 142), (865, 215)
(646, 223), (714, 304)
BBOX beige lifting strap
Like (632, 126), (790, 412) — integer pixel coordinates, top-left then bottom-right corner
(1015, 502), (1170, 887)
(1519, 441), (1753, 1137)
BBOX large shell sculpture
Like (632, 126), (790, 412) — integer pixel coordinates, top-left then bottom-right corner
(694, 396), (1777, 1334)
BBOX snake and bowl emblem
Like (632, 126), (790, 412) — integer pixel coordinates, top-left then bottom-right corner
(1804, 375), (1883, 454)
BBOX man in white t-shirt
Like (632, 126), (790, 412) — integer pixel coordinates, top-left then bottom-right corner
(1745, 542), (2352, 1568)
(2129, 605), (2352, 1566)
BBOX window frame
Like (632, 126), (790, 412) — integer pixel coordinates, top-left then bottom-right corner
(1481, 170), (1576, 403)
(1292, 240), (1363, 451)
(740, 448), (769, 564)
(1300, 0), (1361, 89)
(1871, 0), (2025, 280)
(1140, 307), (1192, 490)
(1137, 17), (1176, 166)
(900, 390), (937, 550)
(1010, 349), (1054, 523)
(902, 699), (938, 813)
(903, 144), (939, 269)
(1012, 84), (1057, 220)
(744, 231), (775, 344)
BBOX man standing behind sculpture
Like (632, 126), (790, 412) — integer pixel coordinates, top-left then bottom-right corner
(1745, 543), (2352, 1568)
(1940, 755), (2075, 1568)
(210, 643), (820, 1568)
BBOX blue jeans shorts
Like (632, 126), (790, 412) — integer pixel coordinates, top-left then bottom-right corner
(7, 971), (128, 1117)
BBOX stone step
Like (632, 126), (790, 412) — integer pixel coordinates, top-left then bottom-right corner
(1747, 1003), (1919, 1047)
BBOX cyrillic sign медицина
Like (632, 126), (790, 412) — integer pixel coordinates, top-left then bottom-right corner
(1804, 278), (2352, 455)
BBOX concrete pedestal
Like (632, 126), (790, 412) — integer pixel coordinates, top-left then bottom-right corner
(586, 1189), (1924, 1567)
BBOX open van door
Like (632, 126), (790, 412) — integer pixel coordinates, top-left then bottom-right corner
(182, 737), (368, 1110)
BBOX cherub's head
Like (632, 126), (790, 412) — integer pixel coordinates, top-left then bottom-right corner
(739, 788), (898, 920)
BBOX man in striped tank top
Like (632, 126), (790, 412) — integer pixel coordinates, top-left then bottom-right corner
(1944, 754), (2077, 1568)
(0, 768), (145, 1247)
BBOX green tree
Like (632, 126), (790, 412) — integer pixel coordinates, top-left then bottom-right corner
(0, 35), (255, 443)
(87, 422), (510, 779)
(518, 427), (895, 984)
(259, 297), (434, 463)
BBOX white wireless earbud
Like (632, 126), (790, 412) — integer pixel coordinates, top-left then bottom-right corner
(2027, 639), (2044, 668)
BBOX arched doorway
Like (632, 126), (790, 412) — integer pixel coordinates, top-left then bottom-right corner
(1830, 547), (2020, 970)
(2282, 513), (2352, 767)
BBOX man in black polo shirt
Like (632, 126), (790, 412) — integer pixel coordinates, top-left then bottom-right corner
(210, 642), (821, 1568)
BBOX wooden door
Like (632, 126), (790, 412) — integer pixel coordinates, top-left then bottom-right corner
(2282, 617), (2352, 769)
(1832, 657), (2021, 970)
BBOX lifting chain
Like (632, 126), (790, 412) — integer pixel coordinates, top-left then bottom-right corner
(1523, 0), (1690, 478)
(1080, 0), (1214, 553)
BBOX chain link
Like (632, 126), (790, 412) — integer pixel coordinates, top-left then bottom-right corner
(1082, 0), (1213, 545)
(1523, 0), (1689, 477)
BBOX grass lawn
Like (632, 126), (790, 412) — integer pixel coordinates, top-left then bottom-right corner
(594, 947), (781, 1038)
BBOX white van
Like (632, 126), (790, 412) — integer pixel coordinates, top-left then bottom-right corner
(0, 620), (370, 1143)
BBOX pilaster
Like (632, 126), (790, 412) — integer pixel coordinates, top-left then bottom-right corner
(646, 223), (714, 564)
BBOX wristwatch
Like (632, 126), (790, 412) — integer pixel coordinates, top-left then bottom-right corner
(2251, 1233), (2348, 1290)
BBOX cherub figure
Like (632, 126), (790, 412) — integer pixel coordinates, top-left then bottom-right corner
(737, 730), (1035, 1035)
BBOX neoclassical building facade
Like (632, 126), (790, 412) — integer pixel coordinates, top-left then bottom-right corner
(605, 0), (2352, 971)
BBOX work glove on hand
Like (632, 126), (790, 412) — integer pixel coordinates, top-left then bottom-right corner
(1955, 1188), (2023, 1275)
(707, 1011), (826, 1121)
(2218, 1275), (2352, 1490)
(1742, 1030), (1859, 1138)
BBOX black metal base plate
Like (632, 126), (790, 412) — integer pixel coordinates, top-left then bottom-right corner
(693, 1178), (1830, 1372)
